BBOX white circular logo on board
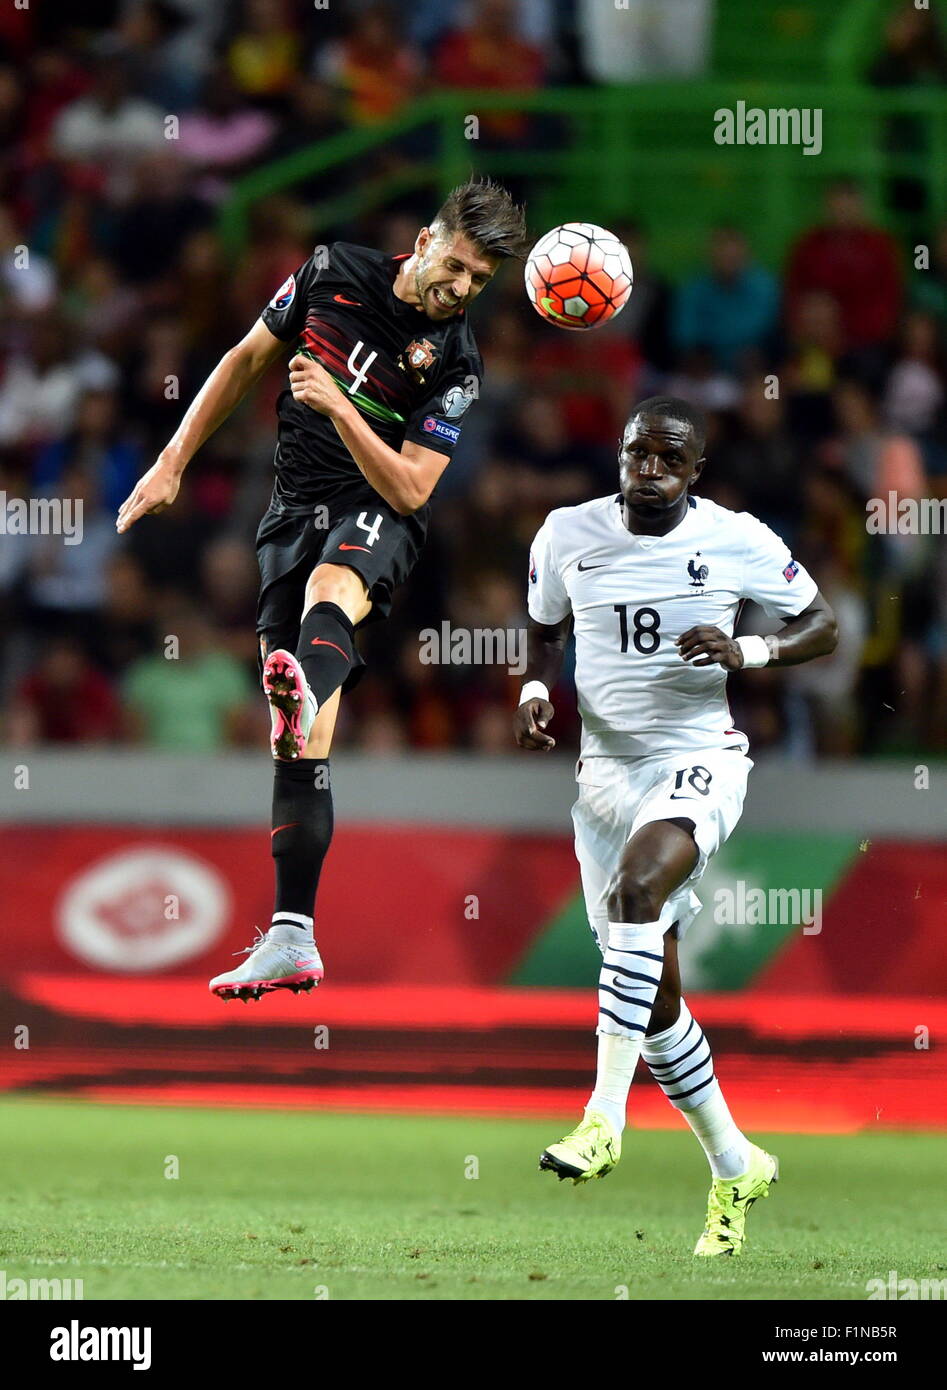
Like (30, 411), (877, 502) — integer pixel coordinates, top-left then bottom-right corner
(57, 846), (230, 973)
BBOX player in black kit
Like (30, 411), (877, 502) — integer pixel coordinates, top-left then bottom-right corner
(116, 179), (528, 1000)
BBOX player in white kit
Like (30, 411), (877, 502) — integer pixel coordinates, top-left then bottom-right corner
(513, 397), (838, 1256)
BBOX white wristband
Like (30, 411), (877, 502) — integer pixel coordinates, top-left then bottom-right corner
(736, 635), (771, 669)
(519, 680), (550, 706)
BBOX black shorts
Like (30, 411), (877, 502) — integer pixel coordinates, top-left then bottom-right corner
(255, 487), (427, 691)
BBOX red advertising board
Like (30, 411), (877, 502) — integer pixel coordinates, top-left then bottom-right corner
(0, 824), (579, 986)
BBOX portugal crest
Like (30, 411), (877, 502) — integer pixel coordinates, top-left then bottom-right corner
(399, 338), (437, 383)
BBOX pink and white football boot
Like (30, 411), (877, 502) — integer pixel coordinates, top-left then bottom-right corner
(209, 925), (324, 1002)
(262, 649), (317, 760)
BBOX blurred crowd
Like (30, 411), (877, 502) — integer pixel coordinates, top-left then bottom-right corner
(1, 1), (946, 759)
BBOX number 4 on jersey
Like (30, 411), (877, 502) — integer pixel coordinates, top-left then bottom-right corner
(346, 341), (378, 395)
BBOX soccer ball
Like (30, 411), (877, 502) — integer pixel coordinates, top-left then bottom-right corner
(524, 223), (633, 330)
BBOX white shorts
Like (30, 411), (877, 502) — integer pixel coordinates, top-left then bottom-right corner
(571, 747), (753, 951)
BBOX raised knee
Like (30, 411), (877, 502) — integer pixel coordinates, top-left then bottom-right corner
(305, 571), (350, 608)
(606, 865), (666, 924)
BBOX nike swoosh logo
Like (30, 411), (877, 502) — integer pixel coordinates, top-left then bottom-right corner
(540, 295), (580, 324)
(310, 638), (350, 660)
(577, 560), (607, 571)
(333, 294), (362, 306)
(271, 822), (300, 837)
(338, 543), (370, 552)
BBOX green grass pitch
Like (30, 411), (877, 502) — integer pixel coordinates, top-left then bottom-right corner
(1, 1098), (943, 1301)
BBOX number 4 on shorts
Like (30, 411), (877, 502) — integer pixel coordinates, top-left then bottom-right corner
(356, 511), (383, 547)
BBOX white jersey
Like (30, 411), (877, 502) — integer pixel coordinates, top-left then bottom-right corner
(527, 493), (818, 760)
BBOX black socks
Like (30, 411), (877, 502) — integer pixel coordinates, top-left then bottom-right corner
(296, 602), (356, 709)
(271, 758), (334, 919)
(270, 604), (352, 928)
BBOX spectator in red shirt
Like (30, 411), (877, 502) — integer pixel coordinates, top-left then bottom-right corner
(22, 47), (89, 166)
(435, 0), (545, 144)
(8, 638), (121, 745)
(316, 4), (422, 127)
(785, 180), (902, 366)
(532, 330), (642, 448)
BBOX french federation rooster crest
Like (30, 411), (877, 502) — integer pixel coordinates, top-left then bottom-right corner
(687, 555), (709, 587)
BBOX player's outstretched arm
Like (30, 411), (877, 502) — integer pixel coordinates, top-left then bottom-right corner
(513, 616), (572, 752)
(116, 319), (287, 534)
(676, 593), (839, 670)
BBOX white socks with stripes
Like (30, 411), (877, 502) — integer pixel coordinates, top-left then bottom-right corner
(586, 926), (752, 1178)
(642, 999), (751, 1179)
(269, 911), (314, 944)
(586, 921), (664, 1136)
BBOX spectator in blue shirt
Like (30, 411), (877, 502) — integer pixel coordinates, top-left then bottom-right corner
(33, 388), (142, 515)
(673, 226), (779, 374)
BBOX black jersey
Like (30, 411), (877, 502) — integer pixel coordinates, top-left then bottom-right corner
(260, 242), (483, 511)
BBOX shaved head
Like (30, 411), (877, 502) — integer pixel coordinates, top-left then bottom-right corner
(626, 396), (707, 454)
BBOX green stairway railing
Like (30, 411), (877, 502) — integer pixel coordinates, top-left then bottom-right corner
(219, 84), (947, 278)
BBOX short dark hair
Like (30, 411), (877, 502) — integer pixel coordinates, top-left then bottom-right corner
(432, 177), (529, 260)
(626, 396), (708, 454)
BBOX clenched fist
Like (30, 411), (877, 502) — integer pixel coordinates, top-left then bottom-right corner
(289, 354), (346, 418)
(676, 625), (744, 670)
(513, 696), (556, 751)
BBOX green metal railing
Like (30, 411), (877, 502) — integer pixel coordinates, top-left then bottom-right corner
(714, 0), (837, 81)
(711, 0), (892, 83)
(219, 84), (947, 278)
(826, 0), (897, 80)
